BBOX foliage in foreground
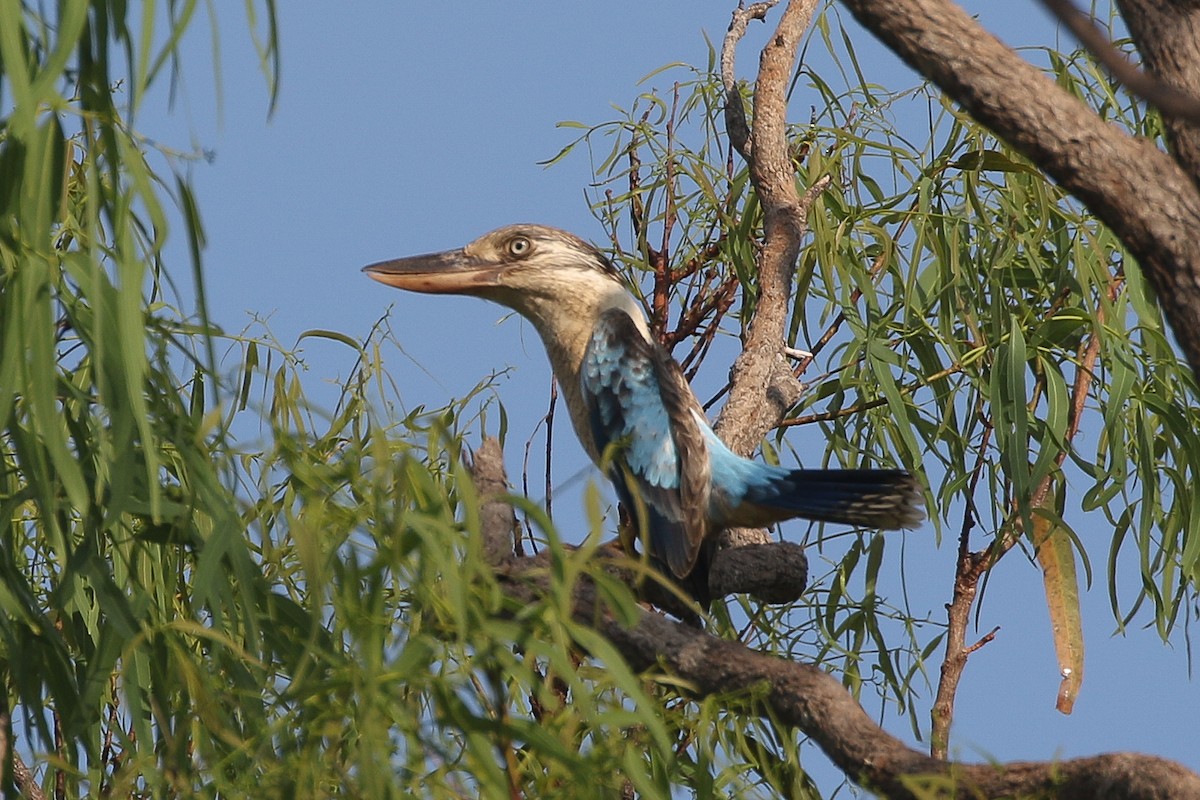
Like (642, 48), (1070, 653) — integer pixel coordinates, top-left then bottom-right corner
(0, 2), (1196, 797)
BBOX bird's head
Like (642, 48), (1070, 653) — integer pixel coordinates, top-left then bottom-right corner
(362, 224), (627, 312)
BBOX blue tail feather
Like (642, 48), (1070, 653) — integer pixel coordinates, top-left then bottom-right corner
(701, 426), (923, 530)
(738, 467), (924, 530)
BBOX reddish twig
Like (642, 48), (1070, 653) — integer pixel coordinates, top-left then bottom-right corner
(931, 269), (1125, 755)
(964, 625), (1001, 656)
(931, 418), (993, 758)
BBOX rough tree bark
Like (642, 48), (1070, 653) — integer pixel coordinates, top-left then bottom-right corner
(714, 0), (815, 456)
(1115, 0), (1200, 189)
(468, 437), (1200, 799)
(714, 0), (828, 555)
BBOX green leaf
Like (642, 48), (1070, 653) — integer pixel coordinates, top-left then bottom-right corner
(950, 148), (1040, 174)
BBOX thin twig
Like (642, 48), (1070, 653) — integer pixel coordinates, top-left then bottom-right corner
(655, 83), (682, 342)
(931, 417), (993, 759)
(669, 276), (740, 351)
(670, 238), (724, 284)
(782, 360), (964, 426)
(545, 377), (557, 526)
(964, 626), (1001, 656)
(628, 118), (648, 238)
(1038, 0), (1200, 123)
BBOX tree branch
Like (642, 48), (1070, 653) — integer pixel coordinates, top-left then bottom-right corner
(715, 0), (829, 554)
(468, 436), (1200, 797)
(930, 421), (994, 759)
(466, 437), (520, 567)
(722, 1), (779, 159)
(715, 0), (819, 456)
(838, 0), (1200, 387)
(496, 560), (1200, 800)
(1114, 0), (1200, 191)
(1037, 0), (1200, 123)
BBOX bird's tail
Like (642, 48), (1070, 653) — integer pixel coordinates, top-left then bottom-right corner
(740, 468), (924, 530)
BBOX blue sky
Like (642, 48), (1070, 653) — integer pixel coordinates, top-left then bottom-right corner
(146, 1), (1197, 790)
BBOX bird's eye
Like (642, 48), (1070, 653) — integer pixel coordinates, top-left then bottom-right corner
(507, 236), (531, 257)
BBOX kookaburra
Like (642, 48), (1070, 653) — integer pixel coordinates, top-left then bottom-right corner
(364, 224), (923, 599)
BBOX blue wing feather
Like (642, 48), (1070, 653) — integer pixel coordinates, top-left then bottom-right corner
(580, 309), (704, 577)
(579, 308), (921, 585)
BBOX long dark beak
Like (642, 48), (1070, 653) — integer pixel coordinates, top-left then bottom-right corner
(362, 249), (504, 294)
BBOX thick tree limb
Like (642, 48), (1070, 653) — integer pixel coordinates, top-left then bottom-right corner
(838, 0), (1200, 387)
(707, 540), (808, 603)
(716, 0), (826, 553)
(496, 561), (1200, 800)
(469, 437), (1200, 797)
(715, 0), (817, 455)
(465, 437), (520, 567)
(1037, 0), (1200, 124)
(1116, 0), (1200, 190)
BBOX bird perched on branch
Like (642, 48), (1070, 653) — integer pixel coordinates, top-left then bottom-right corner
(364, 224), (923, 600)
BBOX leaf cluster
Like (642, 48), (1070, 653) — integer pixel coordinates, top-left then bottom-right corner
(549, 16), (1199, 738)
(2, 3), (1198, 798)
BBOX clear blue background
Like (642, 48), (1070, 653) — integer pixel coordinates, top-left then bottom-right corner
(145, 2), (1197, 790)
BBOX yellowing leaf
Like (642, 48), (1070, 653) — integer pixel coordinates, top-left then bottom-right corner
(1033, 509), (1084, 714)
